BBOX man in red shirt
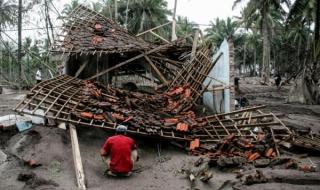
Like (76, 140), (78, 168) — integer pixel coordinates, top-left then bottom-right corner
(100, 125), (138, 176)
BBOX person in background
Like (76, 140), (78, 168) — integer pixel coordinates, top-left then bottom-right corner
(100, 125), (138, 177)
(275, 73), (282, 89)
(36, 68), (42, 84)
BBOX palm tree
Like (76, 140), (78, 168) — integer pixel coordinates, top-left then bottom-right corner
(118, 0), (171, 36)
(245, 30), (262, 76)
(62, 0), (80, 15)
(287, 0), (320, 104)
(0, 0), (17, 37)
(205, 17), (239, 48)
(233, 0), (290, 84)
(287, 0), (320, 75)
(176, 16), (197, 43)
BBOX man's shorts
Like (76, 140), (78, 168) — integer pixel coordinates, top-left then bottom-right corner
(104, 149), (138, 172)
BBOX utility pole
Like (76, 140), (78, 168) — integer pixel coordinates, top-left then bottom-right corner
(18, 0), (22, 82)
(115, 0), (118, 23)
(171, 0), (178, 41)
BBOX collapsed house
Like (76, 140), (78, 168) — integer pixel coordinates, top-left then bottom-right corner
(12, 5), (319, 189)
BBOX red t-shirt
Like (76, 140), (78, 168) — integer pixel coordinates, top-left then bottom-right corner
(102, 135), (137, 173)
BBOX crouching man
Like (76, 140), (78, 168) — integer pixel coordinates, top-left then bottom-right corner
(100, 125), (138, 176)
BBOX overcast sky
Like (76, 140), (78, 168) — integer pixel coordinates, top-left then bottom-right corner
(166, 0), (247, 24)
(56, 0), (247, 24)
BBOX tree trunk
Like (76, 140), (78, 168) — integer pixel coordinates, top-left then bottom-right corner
(243, 44), (246, 76)
(254, 49), (257, 76)
(45, 0), (55, 42)
(288, 14), (320, 105)
(125, 0), (130, 29)
(139, 11), (147, 38)
(312, 0), (320, 82)
(261, 6), (271, 84)
(18, 0), (22, 82)
(114, 0), (118, 23)
(44, 1), (51, 46)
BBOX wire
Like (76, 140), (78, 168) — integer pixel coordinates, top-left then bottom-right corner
(1, 26), (63, 32)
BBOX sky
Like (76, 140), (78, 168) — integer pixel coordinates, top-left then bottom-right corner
(2, 0), (248, 44)
(166, 0), (247, 25)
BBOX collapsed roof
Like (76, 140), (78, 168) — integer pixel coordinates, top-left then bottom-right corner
(51, 5), (153, 55)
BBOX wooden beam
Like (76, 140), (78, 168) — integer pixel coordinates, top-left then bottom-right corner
(75, 60), (88, 77)
(70, 124), (86, 190)
(191, 29), (200, 58)
(87, 44), (171, 80)
(144, 55), (169, 85)
(171, 0), (178, 41)
(149, 55), (184, 66)
(136, 22), (172, 37)
(150, 31), (170, 44)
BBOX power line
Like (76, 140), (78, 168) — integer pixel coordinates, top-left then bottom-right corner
(1, 26), (63, 32)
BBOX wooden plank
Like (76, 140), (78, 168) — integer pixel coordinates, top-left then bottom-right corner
(270, 127), (280, 157)
(70, 124), (86, 190)
(271, 113), (292, 135)
(87, 44), (171, 80)
(215, 115), (230, 135)
(136, 22), (172, 36)
(75, 60), (89, 77)
(150, 31), (170, 44)
(144, 55), (169, 85)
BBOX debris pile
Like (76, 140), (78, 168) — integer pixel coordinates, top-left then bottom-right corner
(15, 75), (292, 165)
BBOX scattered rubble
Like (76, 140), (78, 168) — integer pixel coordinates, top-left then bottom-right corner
(17, 172), (59, 189)
(243, 170), (268, 185)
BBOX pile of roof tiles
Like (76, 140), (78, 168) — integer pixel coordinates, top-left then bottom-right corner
(51, 5), (152, 55)
(73, 80), (197, 134)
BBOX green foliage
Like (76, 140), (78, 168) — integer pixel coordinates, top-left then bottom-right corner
(176, 16), (197, 43)
(0, 0), (17, 30)
(205, 17), (240, 47)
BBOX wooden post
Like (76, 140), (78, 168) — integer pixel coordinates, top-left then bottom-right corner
(75, 60), (88, 77)
(191, 29), (200, 58)
(171, 0), (178, 41)
(70, 124), (86, 190)
(228, 39), (235, 111)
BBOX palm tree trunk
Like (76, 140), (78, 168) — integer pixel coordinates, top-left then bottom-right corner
(261, 7), (271, 84)
(254, 49), (257, 76)
(18, 0), (22, 82)
(114, 0), (118, 23)
(125, 0), (130, 29)
(139, 11), (146, 33)
(44, 1), (51, 46)
(45, 0), (55, 42)
(243, 44), (246, 76)
(312, 0), (320, 81)
(297, 37), (301, 67)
